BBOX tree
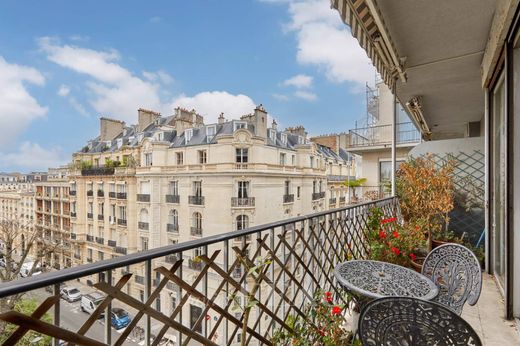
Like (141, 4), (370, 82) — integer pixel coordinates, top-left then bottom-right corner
(0, 298), (52, 345)
(0, 218), (61, 336)
(343, 178), (367, 201)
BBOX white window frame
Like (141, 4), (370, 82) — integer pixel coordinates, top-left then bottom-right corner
(206, 125), (216, 142)
(233, 121), (247, 131)
(281, 133), (287, 145)
(185, 128), (193, 142)
(268, 129), (276, 141)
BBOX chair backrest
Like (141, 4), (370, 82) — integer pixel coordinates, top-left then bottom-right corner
(422, 243), (482, 315)
(359, 297), (482, 346)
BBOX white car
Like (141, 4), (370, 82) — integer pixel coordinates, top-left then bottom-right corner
(60, 286), (82, 302)
(19, 261), (42, 277)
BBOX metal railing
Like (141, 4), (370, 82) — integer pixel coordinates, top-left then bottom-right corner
(97, 190), (104, 197)
(312, 191), (325, 200)
(167, 223), (179, 233)
(165, 194), (180, 203)
(0, 197), (400, 346)
(138, 221), (149, 230)
(283, 194), (295, 203)
(190, 226), (203, 236)
(117, 192), (127, 200)
(137, 194), (151, 202)
(81, 167), (115, 176)
(86, 190), (93, 197)
(231, 197), (255, 207)
(349, 122), (420, 148)
(188, 195), (204, 205)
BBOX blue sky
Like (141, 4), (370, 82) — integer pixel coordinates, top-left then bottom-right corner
(0, 0), (375, 172)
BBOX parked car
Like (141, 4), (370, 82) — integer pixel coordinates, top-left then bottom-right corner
(81, 292), (105, 316)
(60, 286), (82, 302)
(111, 308), (131, 329)
(158, 334), (177, 346)
(19, 261), (42, 277)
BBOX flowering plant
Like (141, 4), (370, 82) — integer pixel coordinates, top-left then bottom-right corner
(366, 207), (426, 266)
(272, 290), (359, 346)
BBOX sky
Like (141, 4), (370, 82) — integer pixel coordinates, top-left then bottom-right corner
(0, 0), (376, 172)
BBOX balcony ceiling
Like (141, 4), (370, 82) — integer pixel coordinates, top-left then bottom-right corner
(376, 0), (497, 139)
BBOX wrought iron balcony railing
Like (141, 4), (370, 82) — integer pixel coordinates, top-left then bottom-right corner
(137, 194), (150, 202)
(190, 227), (202, 236)
(165, 194), (180, 203)
(167, 223), (179, 233)
(87, 213), (93, 219)
(98, 214), (104, 221)
(81, 167), (115, 176)
(86, 235), (93, 242)
(117, 219), (127, 226)
(312, 191), (325, 200)
(97, 190), (104, 197)
(188, 195), (204, 205)
(69, 190), (76, 196)
(348, 122), (421, 148)
(138, 221), (149, 230)
(231, 197), (255, 207)
(107, 240), (117, 247)
(87, 190), (94, 197)
(109, 192), (116, 198)
(283, 194), (295, 203)
(329, 197), (337, 205)
(117, 192), (127, 200)
(0, 197), (399, 346)
(95, 237), (104, 245)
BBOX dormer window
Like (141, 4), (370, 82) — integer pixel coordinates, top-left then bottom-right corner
(298, 136), (304, 145)
(137, 133), (144, 142)
(281, 133), (287, 145)
(156, 132), (163, 141)
(206, 125), (216, 142)
(268, 129), (276, 141)
(116, 139), (123, 149)
(185, 128), (193, 142)
(233, 121), (247, 131)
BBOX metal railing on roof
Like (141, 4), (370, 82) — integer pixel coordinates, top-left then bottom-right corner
(349, 122), (420, 148)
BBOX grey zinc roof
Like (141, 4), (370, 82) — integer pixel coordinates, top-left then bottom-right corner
(78, 116), (349, 163)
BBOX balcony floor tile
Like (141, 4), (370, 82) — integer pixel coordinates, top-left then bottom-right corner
(462, 274), (520, 345)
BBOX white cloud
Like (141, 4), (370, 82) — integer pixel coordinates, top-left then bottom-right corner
(294, 90), (317, 101)
(272, 93), (290, 101)
(271, 0), (375, 90)
(57, 84), (70, 97)
(0, 56), (47, 147)
(171, 91), (257, 123)
(0, 142), (68, 171)
(142, 70), (174, 85)
(283, 74), (313, 88)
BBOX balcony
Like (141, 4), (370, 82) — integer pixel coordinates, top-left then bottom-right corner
(70, 233), (77, 240)
(115, 246), (127, 255)
(312, 191), (325, 200)
(109, 192), (116, 198)
(95, 237), (104, 245)
(117, 192), (127, 200)
(231, 197), (255, 208)
(339, 196), (346, 204)
(97, 214), (104, 221)
(137, 194), (150, 202)
(283, 194), (294, 203)
(165, 194), (180, 203)
(188, 195), (204, 205)
(117, 219), (127, 226)
(348, 122), (420, 149)
(138, 221), (149, 230)
(86, 235), (93, 242)
(329, 197), (337, 205)
(86, 190), (93, 197)
(166, 223), (178, 233)
(69, 190), (76, 196)
(87, 213), (93, 219)
(70, 212), (77, 218)
(190, 227), (202, 236)
(107, 240), (117, 247)
(73, 253), (81, 260)
(81, 167), (115, 176)
(97, 190), (104, 197)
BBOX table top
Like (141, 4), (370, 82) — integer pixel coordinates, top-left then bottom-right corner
(334, 260), (438, 301)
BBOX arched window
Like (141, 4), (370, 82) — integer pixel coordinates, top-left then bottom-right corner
(236, 215), (249, 231)
(139, 209), (148, 223)
(193, 212), (202, 229)
(169, 209), (178, 226)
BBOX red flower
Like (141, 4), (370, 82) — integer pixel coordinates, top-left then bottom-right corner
(379, 231), (387, 239)
(331, 306), (342, 315)
(318, 329), (326, 336)
(391, 247), (400, 255)
(410, 253), (417, 261)
(324, 291), (333, 303)
(392, 231), (399, 238)
(381, 217), (397, 224)
(415, 225), (420, 231)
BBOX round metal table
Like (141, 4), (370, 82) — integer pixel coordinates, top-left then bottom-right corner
(334, 260), (438, 301)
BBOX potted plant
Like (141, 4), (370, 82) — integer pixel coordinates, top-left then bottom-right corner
(396, 154), (455, 251)
(343, 178), (366, 203)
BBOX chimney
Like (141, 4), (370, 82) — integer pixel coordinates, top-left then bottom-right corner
(285, 125), (306, 137)
(100, 117), (125, 141)
(137, 108), (161, 132)
(218, 112), (225, 124)
(272, 119), (277, 130)
(253, 104), (267, 138)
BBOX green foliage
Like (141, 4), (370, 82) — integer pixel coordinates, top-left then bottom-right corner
(0, 298), (52, 345)
(343, 178), (367, 188)
(80, 160), (93, 169)
(272, 290), (355, 345)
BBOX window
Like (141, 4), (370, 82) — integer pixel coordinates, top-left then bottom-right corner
(280, 153), (286, 166)
(281, 133), (287, 145)
(88, 202), (93, 214)
(194, 247), (203, 258)
(98, 182), (104, 192)
(236, 148), (248, 163)
(139, 209), (148, 223)
(319, 180), (323, 192)
(140, 181), (150, 194)
(185, 129), (193, 142)
(141, 237), (149, 251)
(110, 205), (116, 220)
(193, 212), (202, 229)
(193, 181), (202, 197)
(198, 150), (207, 164)
(109, 183), (115, 193)
(169, 209), (178, 226)
(206, 125), (216, 142)
(144, 153), (153, 166)
(298, 136), (304, 145)
(98, 202), (104, 215)
(176, 152), (183, 165)
(169, 181), (178, 195)
(313, 181), (317, 194)
(310, 156), (314, 168)
(297, 186), (301, 198)
(236, 215), (249, 230)
(119, 206), (126, 220)
(117, 184), (126, 193)
(284, 180), (290, 196)
(190, 305), (203, 334)
(237, 181), (249, 198)
(291, 155), (295, 165)
(268, 129), (276, 141)
(233, 121), (247, 131)
(379, 160), (405, 185)
(98, 251), (104, 261)
(156, 132), (163, 141)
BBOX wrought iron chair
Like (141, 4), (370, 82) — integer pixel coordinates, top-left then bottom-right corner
(422, 243), (482, 315)
(359, 297), (482, 346)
